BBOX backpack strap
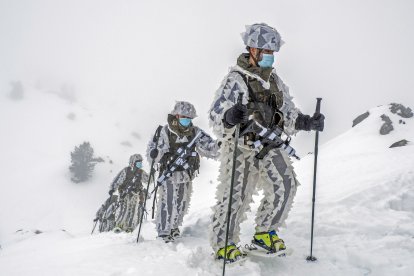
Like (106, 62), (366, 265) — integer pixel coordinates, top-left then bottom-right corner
(233, 70), (258, 103)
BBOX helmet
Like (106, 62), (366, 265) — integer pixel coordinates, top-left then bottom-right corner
(241, 23), (283, 52)
(129, 154), (143, 167)
(170, 101), (197, 119)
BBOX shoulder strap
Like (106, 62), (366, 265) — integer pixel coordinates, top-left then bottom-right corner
(154, 125), (163, 140)
(233, 70), (258, 103)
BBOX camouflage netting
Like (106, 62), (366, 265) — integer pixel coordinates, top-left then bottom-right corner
(146, 123), (220, 237)
(170, 101), (197, 118)
(241, 23), (284, 52)
(209, 65), (301, 140)
(209, 143), (299, 251)
(129, 154), (143, 167)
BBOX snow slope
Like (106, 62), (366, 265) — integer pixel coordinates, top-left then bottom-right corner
(1, 90), (413, 276)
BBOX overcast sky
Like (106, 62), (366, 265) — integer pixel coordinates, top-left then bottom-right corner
(1, 0), (413, 154)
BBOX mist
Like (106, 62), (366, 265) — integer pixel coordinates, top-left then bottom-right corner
(1, 0), (414, 154)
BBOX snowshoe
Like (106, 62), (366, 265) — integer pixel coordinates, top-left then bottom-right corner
(216, 244), (246, 263)
(170, 228), (180, 239)
(244, 243), (292, 258)
(113, 227), (123, 233)
(158, 234), (174, 243)
(124, 227), (134, 233)
(249, 230), (287, 256)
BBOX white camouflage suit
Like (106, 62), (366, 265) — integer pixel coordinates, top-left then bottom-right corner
(208, 64), (301, 250)
(147, 115), (220, 237)
(109, 155), (149, 232)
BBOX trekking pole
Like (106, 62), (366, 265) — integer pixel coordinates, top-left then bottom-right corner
(306, 98), (322, 262)
(151, 185), (158, 219)
(137, 126), (162, 243)
(91, 219), (98, 235)
(222, 92), (244, 276)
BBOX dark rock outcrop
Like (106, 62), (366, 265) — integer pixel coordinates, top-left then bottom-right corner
(390, 103), (413, 118)
(390, 139), (409, 148)
(352, 111), (370, 127)
(380, 114), (394, 135)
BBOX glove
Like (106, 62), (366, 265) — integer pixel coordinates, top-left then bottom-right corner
(150, 148), (159, 159)
(310, 113), (325, 131)
(109, 189), (114, 196)
(223, 103), (248, 128)
(295, 113), (325, 131)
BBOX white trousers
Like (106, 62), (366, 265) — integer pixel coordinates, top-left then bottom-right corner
(210, 142), (299, 250)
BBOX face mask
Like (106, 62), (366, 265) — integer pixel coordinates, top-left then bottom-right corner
(258, 53), (274, 68)
(135, 162), (142, 169)
(179, 118), (192, 127)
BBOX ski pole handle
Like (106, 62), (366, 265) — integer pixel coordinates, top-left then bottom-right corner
(315, 98), (322, 115)
(236, 91), (243, 106)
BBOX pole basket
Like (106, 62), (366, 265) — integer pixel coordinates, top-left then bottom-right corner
(306, 256), (317, 262)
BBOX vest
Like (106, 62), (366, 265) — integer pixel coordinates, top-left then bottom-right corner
(159, 126), (200, 177)
(118, 167), (143, 196)
(236, 71), (285, 143)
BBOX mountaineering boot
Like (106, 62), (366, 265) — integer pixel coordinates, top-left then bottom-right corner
(170, 228), (180, 239)
(124, 227), (134, 233)
(158, 235), (174, 243)
(113, 226), (123, 233)
(252, 230), (286, 253)
(216, 244), (244, 263)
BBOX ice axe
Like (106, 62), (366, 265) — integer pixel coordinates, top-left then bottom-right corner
(306, 98), (322, 262)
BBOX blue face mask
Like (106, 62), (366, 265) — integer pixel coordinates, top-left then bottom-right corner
(258, 53), (274, 68)
(179, 118), (192, 127)
(135, 162), (142, 169)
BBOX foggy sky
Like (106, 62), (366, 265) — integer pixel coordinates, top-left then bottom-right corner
(1, 0), (413, 154)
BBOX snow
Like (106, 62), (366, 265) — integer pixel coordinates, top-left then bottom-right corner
(1, 88), (413, 275)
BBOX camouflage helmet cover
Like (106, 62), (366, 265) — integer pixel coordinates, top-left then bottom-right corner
(241, 23), (283, 52)
(129, 154), (143, 167)
(170, 101), (197, 119)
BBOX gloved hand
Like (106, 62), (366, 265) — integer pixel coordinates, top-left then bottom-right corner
(223, 103), (248, 128)
(310, 113), (325, 131)
(150, 148), (159, 159)
(295, 113), (325, 131)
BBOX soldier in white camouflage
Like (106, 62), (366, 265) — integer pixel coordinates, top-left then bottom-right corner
(209, 23), (325, 262)
(109, 154), (149, 233)
(147, 101), (220, 243)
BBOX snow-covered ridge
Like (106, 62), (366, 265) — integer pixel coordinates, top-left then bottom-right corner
(0, 98), (413, 275)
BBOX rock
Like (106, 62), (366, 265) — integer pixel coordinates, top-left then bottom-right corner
(92, 157), (104, 163)
(389, 103), (413, 118)
(131, 132), (141, 140)
(390, 139), (409, 148)
(67, 113), (76, 120)
(352, 111), (370, 127)
(380, 114), (394, 135)
(121, 141), (133, 147)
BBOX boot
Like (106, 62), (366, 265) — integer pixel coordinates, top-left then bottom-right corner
(252, 230), (286, 253)
(216, 244), (244, 263)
